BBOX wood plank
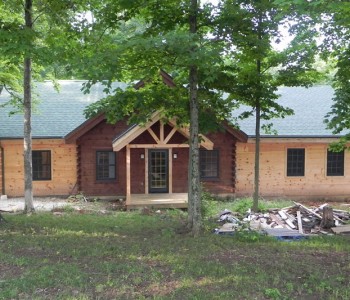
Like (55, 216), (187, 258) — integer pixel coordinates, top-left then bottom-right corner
(127, 193), (188, 209)
(147, 128), (161, 144)
(145, 149), (148, 194)
(113, 111), (161, 151)
(168, 148), (173, 194)
(331, 225), (350, 235)
(129, 144), (189, 149)
(126, 145), (131, 205)
(264, 228), (306, 237)
(160, 122), (164, 142)
(163, 127), (177, 144)
(294, 202), (322, 219)
(297, 211), (303, 234)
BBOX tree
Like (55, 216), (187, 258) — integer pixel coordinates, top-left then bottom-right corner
(216, 0), (321, 211)
(321, 2), (350, 147)
(0, 0), (93, 213)
(23, 0), (35, 213)
(82, 0), (230, 235)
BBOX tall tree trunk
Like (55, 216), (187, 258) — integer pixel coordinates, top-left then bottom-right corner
(252, 12), (263, 213)
(187, 0), (202, 236)
(252, 99), (260, 212)
(252, 57), (261, 213)
(23, 0), (35, 214)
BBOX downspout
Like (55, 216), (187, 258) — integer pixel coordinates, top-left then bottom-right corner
(0, 144), (5, 195)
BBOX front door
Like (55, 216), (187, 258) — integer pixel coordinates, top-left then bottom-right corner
(149, 149), (168, 193)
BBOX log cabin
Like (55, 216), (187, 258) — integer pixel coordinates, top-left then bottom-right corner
(235, 85), (350, 201)
(0, 80), (349, 208)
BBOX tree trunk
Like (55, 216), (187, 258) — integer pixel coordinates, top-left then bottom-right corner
(23, 0), (35, 214)
(252, 58), (261, 213)
(0, 213), (6, 223)
(252, 101), (260, 212)
(321, 206), (335, 229)
(187, 0), (201, 236)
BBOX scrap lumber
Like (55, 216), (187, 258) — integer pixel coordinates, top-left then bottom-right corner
(331, 225), (350, 235)
(297, 211), (303, 234)
(293, 202), (323, 219)
(216, 202), (350, 236)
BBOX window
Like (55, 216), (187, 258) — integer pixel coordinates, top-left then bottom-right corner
(287, 148), (305, 177)
(96, 151), (116, 180)
(327, 149), (344, 176)
(33, 150), (51, 180)
(200, 150), (219, 179)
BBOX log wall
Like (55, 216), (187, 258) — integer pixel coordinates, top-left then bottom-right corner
(236, 139), (350, 200)
(201, 131), (237, 196)
(77, 119), (129, 196)
(1, 139), (77, 197)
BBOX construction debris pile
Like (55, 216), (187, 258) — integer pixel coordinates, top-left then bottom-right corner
(215, 202), (350, 237)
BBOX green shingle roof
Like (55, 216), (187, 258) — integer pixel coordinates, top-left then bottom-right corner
(0, 81), (125, 139)
(0, 82), (340, 139)
(234, 85), (340, 137)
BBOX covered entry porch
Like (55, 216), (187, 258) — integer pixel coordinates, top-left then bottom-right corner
(112, 112), (214, 210)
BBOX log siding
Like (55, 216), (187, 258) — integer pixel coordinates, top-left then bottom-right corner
(236, 140), (350, 201)
(1, 139), (77, 197)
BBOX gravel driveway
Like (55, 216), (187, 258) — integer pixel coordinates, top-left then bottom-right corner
(0, 197), (74, 212)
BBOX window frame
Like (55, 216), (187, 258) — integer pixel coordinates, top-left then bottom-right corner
(32, 150), (52, 181)
(199, 149), (219, 180)
(327, 149), (344, 176)
(96, 151), (116, 181)
(286, 148), (305, 177)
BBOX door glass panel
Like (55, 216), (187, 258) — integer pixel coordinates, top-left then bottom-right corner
(149, 150), (168, 193)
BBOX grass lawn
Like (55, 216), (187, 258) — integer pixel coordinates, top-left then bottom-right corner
(0, 199), (350, 299)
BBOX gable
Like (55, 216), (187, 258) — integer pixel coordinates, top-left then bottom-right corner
(112, 111), (215, 151)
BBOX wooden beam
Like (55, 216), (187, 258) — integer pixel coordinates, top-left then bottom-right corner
(129, 144), (189, 149)
(145, 149), (148, 194)
(147, 128), (161, 144)
(126, 145), (131, 205)
(160, 122), (164, 142)
(163, 127), (177, 144)
(168, 148), (172, 194)
(113, 111), (161, 151)
(168, 119), (213, 150)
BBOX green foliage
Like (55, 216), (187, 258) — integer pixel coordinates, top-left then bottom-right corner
(319, 1), (350, 147)
(201, 189), (218, 218)
(264, 287), (282, 299)
(217, 0), (320, 120)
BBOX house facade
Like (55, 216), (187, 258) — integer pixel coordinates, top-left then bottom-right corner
(0, 82), (349, 205)
(234, 85), (350, 201)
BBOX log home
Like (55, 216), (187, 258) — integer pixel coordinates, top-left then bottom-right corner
(0, 79), (247, 208)
(235, 85), (350, 201)
(0, 81), (349, 207)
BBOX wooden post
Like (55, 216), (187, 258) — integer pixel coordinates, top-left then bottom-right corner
(321, 206), (335, 229)
(145, 148), (148, 194)
(169, 148), (173, 194)
(126, 145), (131, 205)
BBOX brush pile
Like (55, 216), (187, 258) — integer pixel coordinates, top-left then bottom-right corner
(216, 202), (350, 236)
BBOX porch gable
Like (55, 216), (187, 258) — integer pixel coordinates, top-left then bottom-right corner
(112, 111), (214, 151)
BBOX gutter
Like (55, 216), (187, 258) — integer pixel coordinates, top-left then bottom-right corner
(247, 135), (344, 139)
(0, 144), (4, 195)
